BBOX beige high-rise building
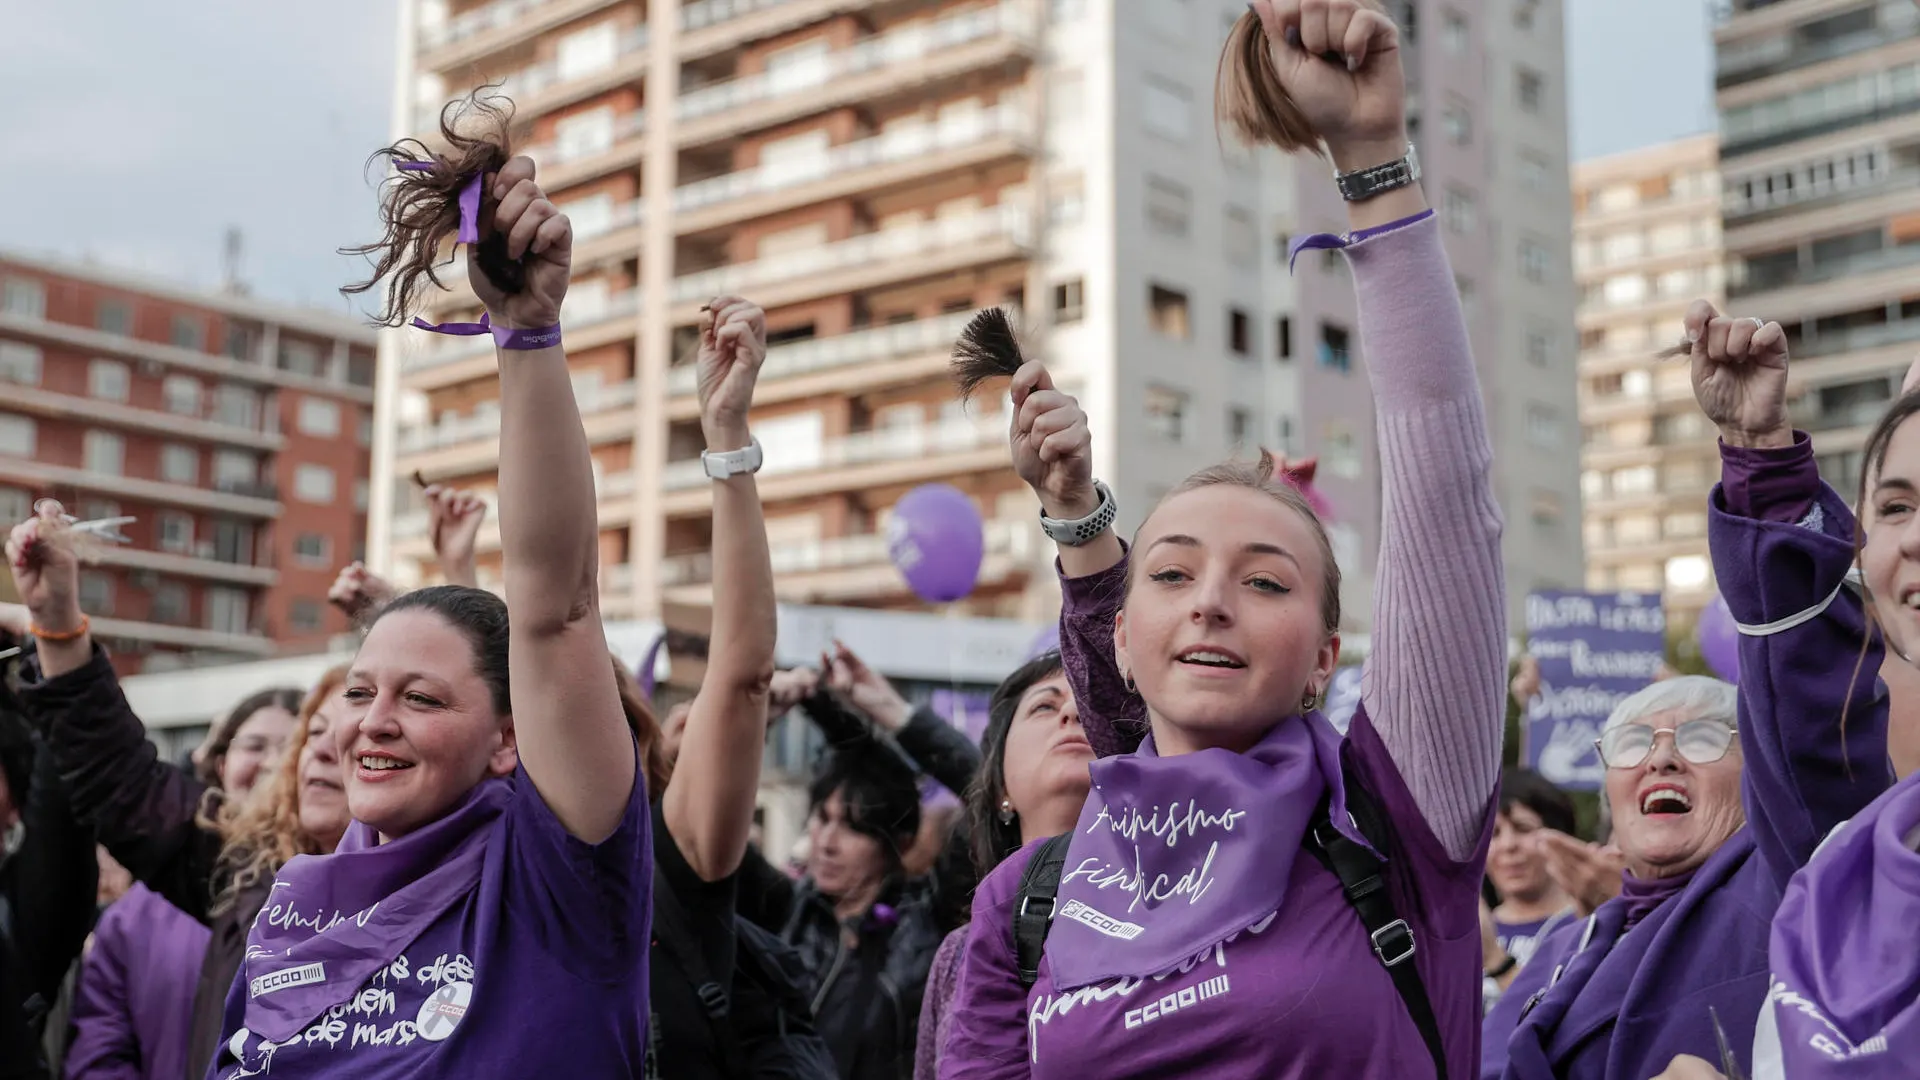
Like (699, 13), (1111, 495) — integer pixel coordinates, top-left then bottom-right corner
(369, 0), (1581, 638)
(1715, 0), (1920, 500)
(1573, 134), (1726, 617)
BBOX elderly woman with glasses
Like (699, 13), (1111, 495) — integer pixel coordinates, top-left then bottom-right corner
(1481, 300), (1892, 1080)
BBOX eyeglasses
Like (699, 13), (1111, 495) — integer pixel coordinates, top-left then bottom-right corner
(1594, 720), (1738, 770)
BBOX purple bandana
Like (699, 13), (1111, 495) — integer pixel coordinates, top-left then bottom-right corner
(1045, 712), (1364, 989)
(1765, 771), (1920, 1077)
(394, 161), (492, 336)
(239, 777), (511, 1042)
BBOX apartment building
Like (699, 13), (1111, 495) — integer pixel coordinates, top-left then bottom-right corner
(1715, 0), (1920, 499)
(1572, 135), (1726, 616)
(371, 0), (1581, 636)
(0, 255), (377, 674)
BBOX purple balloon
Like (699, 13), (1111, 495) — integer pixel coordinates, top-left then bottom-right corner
(887, 484), (984, 603)
(1698, 592), (1740, 682)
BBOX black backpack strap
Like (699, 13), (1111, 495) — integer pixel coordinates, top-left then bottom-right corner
(649, 864), (745, 1077)
(1010, 834), (1072, 988)
(1305, 778), (1449, 1080)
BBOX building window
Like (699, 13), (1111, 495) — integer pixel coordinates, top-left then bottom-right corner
(1053, 279), (1085, 324)
(1527, 330), (1552, 367)
(1144, 385), (1188, 441)
(1526, 403), (1563, 448)
(1228, 407), (1252, 446)
(1277, 316), (1292, 361)
(1443, 187), (1476, 234)
(1517, 67), (1545, 113)
(163, 374), (201, 416)
(95, 299), (133, 336)
(357, 412), (374, 448)
(160, 444), (198, 485)
(294, 464), (336, 504)
(1319, 323), (1352, 373)
(1, 278), (45, 318)
(347, 350), (376, 388)
(158, 511), (193, 554)
(297, 397), (341, 438)
(78, 571), (114, 616)
(1515, 0), (1537, 29)
(1442, 9), (1468, 53)
(1148, 285), (1190, 339)
(213, 449), (256, 490)
(1228, 308), (1252, 356)
(88, 359), (130, 402)
(278, 339), (323, 377)
(1520, 238), (1552, 283)
(0, 486), (29, 524)
(1223, 206), (1257, 266)
(1145, 176), (1192, 237)
(151, 581), (190, 625)
(215, 384), (259, 429)
(0, 415), (35, 457)
(1443, 101), (1472, 145)
(354, 479), (370, 512)
(211, 519), (253, 564)
(1666, 555), (1710, 590)
(290, 599), (326, 633)
(0, 342), (40, 386)
(293, 532), (331, 568)
(206, 585), (249, 635)
(1531, 490), (1564, 529)
(1519, 150), (1552, 194)
(224, 323), (256, 362)
(84, 430), (124, 475)
(1143, 78), (1192, 142)
(1048, 173), (1085, 227)
(170, 315), (205, 351)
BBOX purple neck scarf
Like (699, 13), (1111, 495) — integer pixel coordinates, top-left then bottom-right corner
(1766, 772), (1920, 1078)
(1617, 865), (1696, 932)
(239, 777), (512, 1042)
(1046, 712), (1363, 989)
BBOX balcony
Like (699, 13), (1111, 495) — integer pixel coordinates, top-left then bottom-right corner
(0, 312), (373, 402)
(395, 378), (637, 478)
(1733, 243), (1920, 298)
(666, 309), (980, 401)
(524, 108), (648, 192)
(93, 545), (279, 587)
(660, 413), (1006, 511)
(1717, 6), (1919, 89)
(417, 0), (625, 69)
(1732, 248), (1920, 324)
(92, 617), (276, 657)
(673, 104), (1034, 233)
(402, 285), (640, 380)
(681, 0), (882, 57)
(672, 204), (1030, 317)
(0, 383), (285, 452)
(1798, 313), (1920, 361)
(675, 2), (1037, 146)
(659, 516), (1036, 601)
(0, 456), (281, 519)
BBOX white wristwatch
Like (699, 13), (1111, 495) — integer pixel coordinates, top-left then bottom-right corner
(701, 437), (763, 480)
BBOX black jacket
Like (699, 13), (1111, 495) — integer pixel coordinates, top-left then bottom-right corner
(736, 697), (981, 1080)
(16, 646), (256, 1080)
(0, 721), (96, 1080)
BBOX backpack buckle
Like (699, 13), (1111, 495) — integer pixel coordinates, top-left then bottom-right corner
(696, 982), (730, 1018)
(1018, 895), (1055, 919)
(1370, 919), (1416, 967)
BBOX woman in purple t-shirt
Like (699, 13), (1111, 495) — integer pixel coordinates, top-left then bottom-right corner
(940, 4), (1505, 1078)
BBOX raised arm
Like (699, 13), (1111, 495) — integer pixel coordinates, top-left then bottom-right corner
(423, 482), (485, 588)
(823, 640), (983, 796)
(1688, 299), (1891, 884)
(483, 156), (633, 843)
(1233, 0), (1505, 858)
(662, 296), (779, 881)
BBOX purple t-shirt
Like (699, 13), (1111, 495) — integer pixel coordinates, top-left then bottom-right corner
(1494, 911), (1574, 969)
(938, 711), (1488, 1079)
(208, 767), (651, 1078)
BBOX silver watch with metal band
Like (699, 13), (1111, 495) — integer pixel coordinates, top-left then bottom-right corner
(701, 437), (763, 480)
(1039, 480), (1117, 546)
(1334, 142), (1421, 203)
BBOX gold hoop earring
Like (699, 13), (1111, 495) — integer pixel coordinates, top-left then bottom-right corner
(998, 798), (1017, 825)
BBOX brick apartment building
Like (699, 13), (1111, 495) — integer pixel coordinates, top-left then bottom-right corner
(0, 254), (378, 674)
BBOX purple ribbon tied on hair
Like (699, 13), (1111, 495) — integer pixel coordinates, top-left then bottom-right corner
(394, 162), (492, 336)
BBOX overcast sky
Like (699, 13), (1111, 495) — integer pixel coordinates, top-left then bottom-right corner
(0, 0), (1715, 310)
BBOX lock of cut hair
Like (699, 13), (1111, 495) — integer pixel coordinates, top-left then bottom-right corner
(341, 88), (526, 326)
(950, 307), (1028, 403)
(1215, 8), (1324, 153)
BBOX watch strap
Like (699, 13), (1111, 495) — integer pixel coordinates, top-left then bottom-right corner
(1039, 481), (1117, 546)
(1334, 143), (1421, 203)
(702, 437), (763, 480)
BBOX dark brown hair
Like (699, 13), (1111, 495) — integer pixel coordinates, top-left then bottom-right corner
(197, 686), (305, 789)
(964, 650), (1068, 879)
(1127, 449), (1343, 641)
(950, 307), (1027, 403)
(1215, 8), (1325, 154)
(341, 89), (525, 325)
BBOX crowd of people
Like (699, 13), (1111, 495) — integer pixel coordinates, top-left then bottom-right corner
(1, 2), (1917, 1077)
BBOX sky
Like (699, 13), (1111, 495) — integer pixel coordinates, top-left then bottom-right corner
(0, 0), (1715, 310)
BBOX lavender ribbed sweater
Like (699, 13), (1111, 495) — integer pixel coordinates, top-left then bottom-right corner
(1057, 215), (1506, 859)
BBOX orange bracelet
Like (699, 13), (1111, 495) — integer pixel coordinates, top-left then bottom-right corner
(31, 615), (89, 642)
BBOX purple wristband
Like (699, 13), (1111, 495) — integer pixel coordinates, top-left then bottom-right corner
(491, 323), (562, 351)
